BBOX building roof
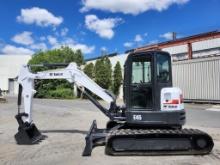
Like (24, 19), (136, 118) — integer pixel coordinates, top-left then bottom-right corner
(136, 30), (220, 52)
(85, 52), (118, 61)
(86, 30), (220, 61)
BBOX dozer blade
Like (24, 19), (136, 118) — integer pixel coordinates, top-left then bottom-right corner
(82, 120), (106, 156)
(105, 128), (214, 156)
(15, 123), (46, 145)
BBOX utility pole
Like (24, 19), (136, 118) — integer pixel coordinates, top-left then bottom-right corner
(172, 32), (177, 40)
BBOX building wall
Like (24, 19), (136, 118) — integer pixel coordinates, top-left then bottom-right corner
(87, 53), (128, 67)
(172, 56), (220, 102)
(162, 37), (220, 60)
(0, 55), (31, 95)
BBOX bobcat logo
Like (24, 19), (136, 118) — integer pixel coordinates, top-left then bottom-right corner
(49, 73), (63, 76)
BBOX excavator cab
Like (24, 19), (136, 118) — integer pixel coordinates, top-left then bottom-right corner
(123, 51), (185, 127)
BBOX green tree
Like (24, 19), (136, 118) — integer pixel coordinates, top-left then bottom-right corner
(94, 56), (112, 90)
(28, 46), (84, 99)
(83, 63), (94, 78)
(81, 63), (95, 98)
(112, 61), (122, 96)
(105, 56), (112, 88)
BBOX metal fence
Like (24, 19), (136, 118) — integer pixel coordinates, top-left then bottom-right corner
(172, 56), (220, 103)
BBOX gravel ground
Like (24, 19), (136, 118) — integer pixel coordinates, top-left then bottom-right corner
(0, 97), (220, 165)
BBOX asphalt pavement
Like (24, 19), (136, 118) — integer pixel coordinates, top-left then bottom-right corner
(185, 104), (220, 128)
(0, 97), (220, 165)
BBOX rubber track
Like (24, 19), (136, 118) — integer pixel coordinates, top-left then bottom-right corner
(105, 128), (214, 156)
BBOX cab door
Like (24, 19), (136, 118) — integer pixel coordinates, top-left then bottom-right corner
(129, 55), (153, 110)
(154, 53), (173, 110)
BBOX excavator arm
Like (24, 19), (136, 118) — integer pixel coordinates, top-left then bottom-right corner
(15, 62), (124, 150)
(17, 62), (122, 124)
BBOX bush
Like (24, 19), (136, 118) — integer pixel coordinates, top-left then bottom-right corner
(47, 88), (74, 99)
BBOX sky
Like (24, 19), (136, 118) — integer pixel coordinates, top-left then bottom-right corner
(0, 0), (220, 59)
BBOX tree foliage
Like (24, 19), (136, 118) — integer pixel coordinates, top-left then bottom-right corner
(112, 61), (122, 96)
(28, 46), (84, 99)
(94, 56), (112, 90)
(83, 63), (94, 78)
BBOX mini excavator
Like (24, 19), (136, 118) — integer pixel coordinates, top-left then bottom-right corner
(14, 51), (214, 156)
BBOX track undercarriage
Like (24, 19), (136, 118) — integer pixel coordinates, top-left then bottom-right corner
(83, 120), (214, 156)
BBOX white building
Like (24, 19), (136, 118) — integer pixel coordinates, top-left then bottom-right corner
(0, 55), (31, 95)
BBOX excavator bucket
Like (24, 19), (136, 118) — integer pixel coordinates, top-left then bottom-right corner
(14, 114), (45, 144)
(15, 123), (44, 144)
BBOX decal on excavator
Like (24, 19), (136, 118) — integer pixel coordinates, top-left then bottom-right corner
(133, 114), (142, 121)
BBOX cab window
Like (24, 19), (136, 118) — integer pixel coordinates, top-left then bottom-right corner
(132, 59), (151, 84)
(157, 54), (170, 82)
